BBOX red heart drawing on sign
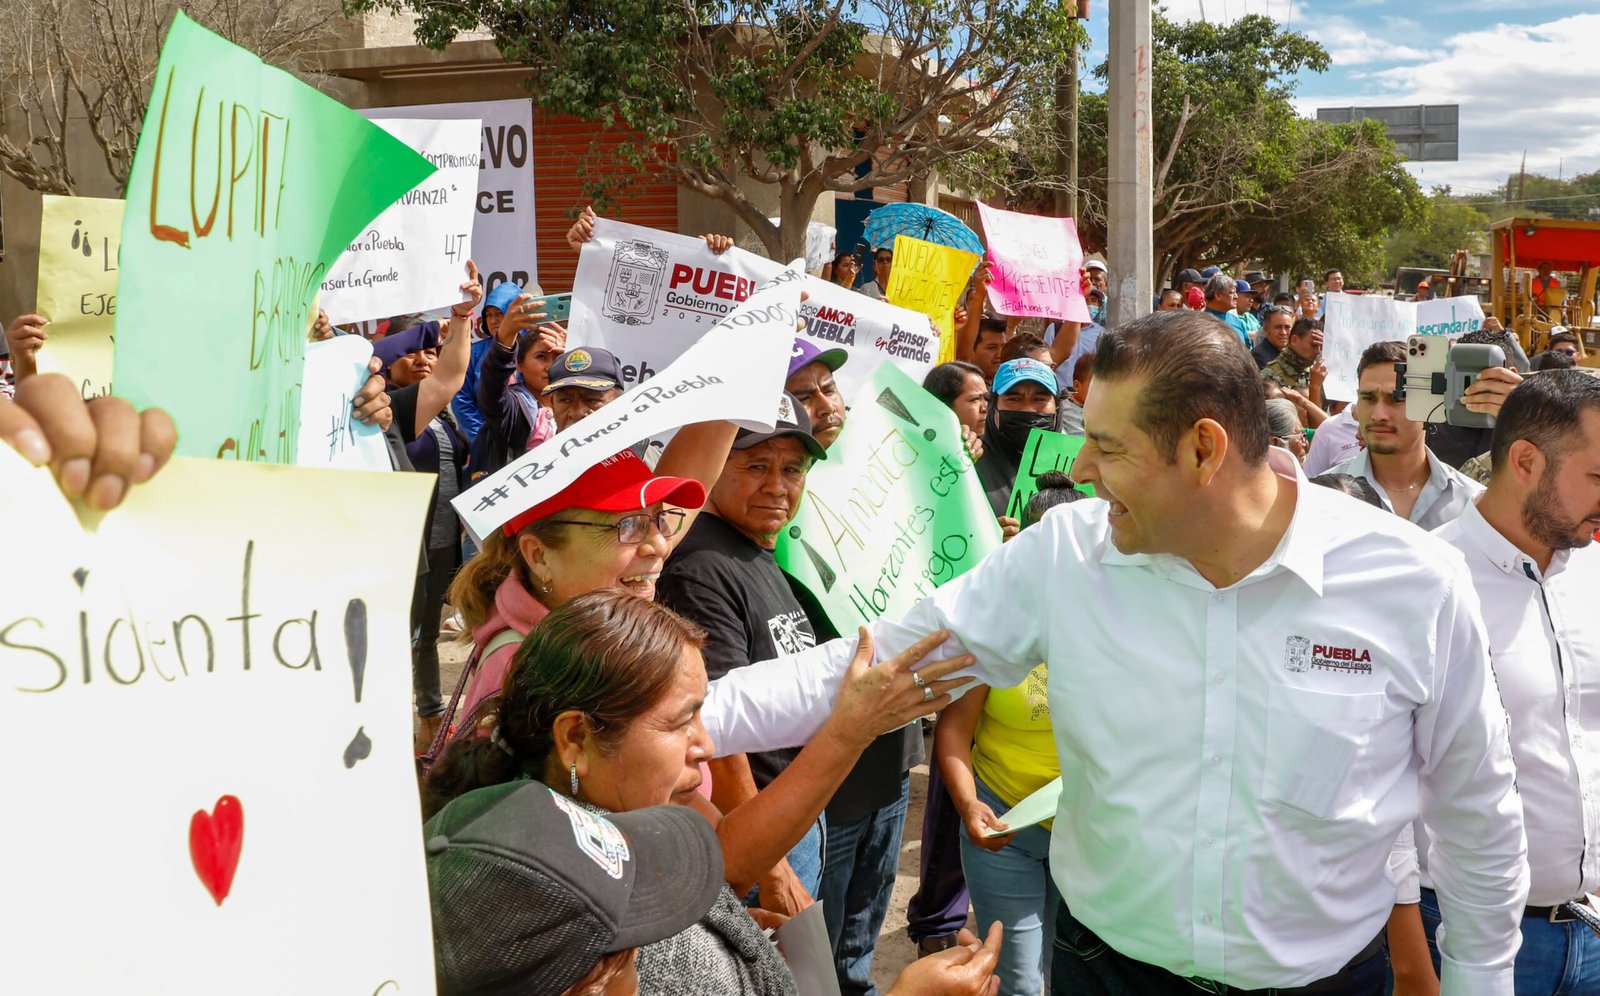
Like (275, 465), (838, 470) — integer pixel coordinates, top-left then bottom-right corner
(189, 795), (244, 906)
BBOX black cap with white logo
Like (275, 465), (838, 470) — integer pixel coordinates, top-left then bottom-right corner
(425, 781), (724, 995)
(733, 391), (828, 460)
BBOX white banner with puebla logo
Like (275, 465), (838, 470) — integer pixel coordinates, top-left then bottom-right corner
(797, 278), (938, 399)
(454, 265), (807, 543)
(569, 218), (939, 399)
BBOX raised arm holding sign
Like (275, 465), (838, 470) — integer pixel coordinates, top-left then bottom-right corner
(975, 202), (1091, 323)
(453, 264), (808, 542)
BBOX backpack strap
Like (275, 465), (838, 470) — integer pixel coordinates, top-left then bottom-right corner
(419, 626), (525, 772)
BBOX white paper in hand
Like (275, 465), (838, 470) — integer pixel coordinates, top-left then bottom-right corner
(983, 776), (1062, 837)
(297, 336), (391, 471)
(773, 901), (841, 996)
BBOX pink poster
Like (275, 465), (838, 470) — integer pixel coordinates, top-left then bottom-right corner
(976, 202), (1091, 322)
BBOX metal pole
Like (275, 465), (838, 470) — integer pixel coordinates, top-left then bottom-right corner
(1107, 0), (1153, 324)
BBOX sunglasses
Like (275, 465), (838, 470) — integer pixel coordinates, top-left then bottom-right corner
(545, 508), (687, 545)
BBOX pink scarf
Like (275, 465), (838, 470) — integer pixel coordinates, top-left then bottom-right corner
(462, 572), (714, 799)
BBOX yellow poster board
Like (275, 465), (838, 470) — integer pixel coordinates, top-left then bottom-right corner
(35, 194), (124, 399)
(884, 234), (979, 365)
(0, 448), (436, 993)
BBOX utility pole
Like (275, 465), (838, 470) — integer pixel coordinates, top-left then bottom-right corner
(1106, 0), (1153, 325)
(1053, 1), (1089, 220)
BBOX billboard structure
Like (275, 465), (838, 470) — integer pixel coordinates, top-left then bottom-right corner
(1316, 104), (1459, 162)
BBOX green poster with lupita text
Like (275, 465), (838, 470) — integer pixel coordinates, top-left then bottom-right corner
(114, 13), (434, 462)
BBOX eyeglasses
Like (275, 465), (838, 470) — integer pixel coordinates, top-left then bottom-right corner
(544, 509), (687, 545)
(1554, 346), (1579, 357)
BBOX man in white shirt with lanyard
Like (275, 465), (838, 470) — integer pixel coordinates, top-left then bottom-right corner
(1426, 369), (1600, 993)
(703, 312), (1526, 994)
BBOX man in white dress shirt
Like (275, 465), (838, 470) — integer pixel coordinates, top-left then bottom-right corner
(703, 313), (1527, 994)
(1428, 369), (1600, 994)
(1329, 340), (1483, 530)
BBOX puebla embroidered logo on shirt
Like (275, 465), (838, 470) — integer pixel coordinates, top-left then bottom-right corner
(1285, 635), (1374, 676)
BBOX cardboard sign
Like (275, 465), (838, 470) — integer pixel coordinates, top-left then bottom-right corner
(775, 362), (1002, 632)
(112, 13), (434, 463)
(883, 234), (979, 365)
(0, 446), (435, 994)
(35, 195), (123, 398)
(1322, 293), (1487, 401)
(454, 265), (807, 543)
(975, 202), (1091, 323)
(1006, 429), (1093, 520)
(319, 117), (480, 323)
(296, 336), (391, 471)
(365, 99), (537, 295)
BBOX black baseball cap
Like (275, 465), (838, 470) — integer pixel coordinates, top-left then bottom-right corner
(426, 781), (725, 995)
(733, 391), (828, 460)
(1176, 268), (1203, 286)
(543, 346), (626, 396)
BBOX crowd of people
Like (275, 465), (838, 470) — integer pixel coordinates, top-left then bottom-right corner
(5, 204), (1600, 996)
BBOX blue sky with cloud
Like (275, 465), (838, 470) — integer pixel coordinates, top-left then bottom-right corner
(1079, 2), (1600, 195)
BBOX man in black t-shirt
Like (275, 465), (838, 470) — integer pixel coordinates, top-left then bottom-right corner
(657, 393), (829, 907)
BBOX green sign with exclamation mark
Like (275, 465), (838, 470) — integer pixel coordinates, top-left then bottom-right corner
(776, 361), (1003, 632)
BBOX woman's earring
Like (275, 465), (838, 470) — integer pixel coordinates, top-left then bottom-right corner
(570, 762), (579, 796)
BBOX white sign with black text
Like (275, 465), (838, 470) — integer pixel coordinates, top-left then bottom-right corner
(569, 219), (937, 399)
(454, 266), (807, 542)
(319, 117), (479, 323)
(363, 99), (537, 295)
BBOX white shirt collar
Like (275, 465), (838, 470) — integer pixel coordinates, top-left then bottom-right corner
(1456, 498), (1571, 581)
(1098, 447), (1323, 595)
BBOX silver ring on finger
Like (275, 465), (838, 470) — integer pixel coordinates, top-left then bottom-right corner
(912, 671), (927, 689)
(923, 685), (935, 703)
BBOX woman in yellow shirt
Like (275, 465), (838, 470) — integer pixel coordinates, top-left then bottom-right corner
(934, 473), (1082, 995)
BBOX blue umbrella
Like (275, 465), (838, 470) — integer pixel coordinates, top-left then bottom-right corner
(862, 202), (985, 257)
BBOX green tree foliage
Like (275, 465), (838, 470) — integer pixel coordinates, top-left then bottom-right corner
(348, 0), (1084, 259)
(1383, 188), (1490, 278)
(947, 11), (1423, 285)
(1457, 169), (1600, 224)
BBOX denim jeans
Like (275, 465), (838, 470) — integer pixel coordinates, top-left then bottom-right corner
(960, 775), (1059, 996)
(1051, 901), (1385, 995)
(410, 545), (459, 718)
(744, 816), (826, 905)
(1419, 887), (1600, 995)
(820, 774), (911, 996)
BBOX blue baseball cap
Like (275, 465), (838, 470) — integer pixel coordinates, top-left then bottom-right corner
(1200, 265), (1221, 279)
(993, 358), (1058, 396)
(1235, 279), (1253, 294)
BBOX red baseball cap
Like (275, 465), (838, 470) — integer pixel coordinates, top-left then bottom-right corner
(501, 450), (707, 536)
